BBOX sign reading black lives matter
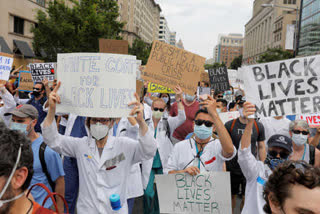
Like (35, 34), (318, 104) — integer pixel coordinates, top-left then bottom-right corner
(209, 67), (230, 92)
(29, 63), (56, 82)
(156, 172), (232, 214)
(243, 55), (320, 117)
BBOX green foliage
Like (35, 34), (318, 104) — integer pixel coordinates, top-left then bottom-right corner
(32, 0), (124, 62)
(257, 48), (294, 64)
(204, 62), (225, 70)
(230, 55), (242, 69)
(129, 39), (151, 65)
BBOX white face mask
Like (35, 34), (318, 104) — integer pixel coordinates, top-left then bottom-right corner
(0, 144), (24, 208)
(90, 123), (110, 140)
(292, 133), (308, 146)
(152, 110), (164, 119)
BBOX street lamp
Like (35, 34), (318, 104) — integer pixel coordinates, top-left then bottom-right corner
(261, 3), (299, 56)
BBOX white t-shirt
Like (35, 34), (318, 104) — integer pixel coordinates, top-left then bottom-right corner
(259, 117), (291, 143)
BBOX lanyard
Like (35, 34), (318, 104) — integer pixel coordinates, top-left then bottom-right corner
(301, 144), (307, 161)
(195, 142), (203, 169)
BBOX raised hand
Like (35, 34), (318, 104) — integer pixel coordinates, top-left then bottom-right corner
(49, 81), (61, 109)
(243, 102), (256, 120)
(128, 93), (144, 124)
(174, 85), (183, 100)
(200, 95), (218, 116)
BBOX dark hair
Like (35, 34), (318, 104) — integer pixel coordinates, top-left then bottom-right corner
(263, 160), (320, 213)
(228, 102), (236, 111)
(194, 108), (209, 119)
(214, 90), (223, 97)
(35, 82), (45, 91)
(230, 86), (234, 92)
(216, 99), (227, 107)
(159, 93), (171, 111)
(0, 122), (33, 191)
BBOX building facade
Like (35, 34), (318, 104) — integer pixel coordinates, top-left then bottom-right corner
(159, 15), (171, 43)
(243, 0), (300, 64)
(170, 31), (176, 46)
(297, 0), (320, 56)
(118, 0), (161, 45)
(214, 34), (243, 67)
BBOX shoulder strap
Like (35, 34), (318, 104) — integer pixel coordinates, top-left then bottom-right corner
(39, 142), (56, 191)
(253, 120), (259, 134)
(309, 145), (315, 166)
(162, 118), (171, 139)
(230, 119), (237, 133)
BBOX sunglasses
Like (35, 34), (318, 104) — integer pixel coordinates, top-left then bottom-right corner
(195, 119), (214, 128)
(217, 95), (223, 98)
(268, 150), (290, 159)
(292, 130), (309, 135)
(33, 87), (42, 91)
(154, 108), (165, 112)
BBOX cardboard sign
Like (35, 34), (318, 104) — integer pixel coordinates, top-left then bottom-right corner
(299, 113), (320, 128)
(209, 67), (230, 92)
(142, 40), (205, 95)
(136, 80), (144, 98)
(29, 63), (55, 82)
(219, 111), (240, 124)
(56, 53), (136, 118)
(99, 39), (129, 54)
(18, 71), (34, 92)
(156, 172), (232, 214)
(201, 70), (210, 82)
(147, 83), (175, 94)
(0, 52), (13, 81)
(242, 55), (320, 117)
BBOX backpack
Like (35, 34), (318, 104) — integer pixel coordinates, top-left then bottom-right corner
(27, 183), (69, 214)
(309, 145), (315, 166)
(229, 118), (260, 134)
(39, 142), (55, 191)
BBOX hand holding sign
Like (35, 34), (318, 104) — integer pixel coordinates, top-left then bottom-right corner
(243, 102), (256, 120)
(49, 81), (61, 110)
(174, 85), (183, 100)
(200, 95), (218, 117)
(184, 166), (200, 176)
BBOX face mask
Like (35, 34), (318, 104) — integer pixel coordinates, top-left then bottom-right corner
(162, 97), (169, 104)
(194, 124), (213, 140)
(10, 122), (31, 135)
(292, 133), (308, 146)
(265, 154), (286, 170)
(216, 108), (222, 114)
(90, 122), (110, 140)
(239, 108), (244, 118)
(152, 110), (164, 119)
(185, 94), (195, 102)
(33, 91), (41, 97)
(224, 91), (232, 95)
(0, 144), (24, 208)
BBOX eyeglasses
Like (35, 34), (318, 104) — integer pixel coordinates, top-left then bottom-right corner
(268, 150), (290, 159)
(217, 95), (223, 98)
(33, 87), (42, 91)
(91, 118), (111, 124)
(195, 119), (214, 128)
(154, 108), (165, 112)
(292, 130), (309, 135)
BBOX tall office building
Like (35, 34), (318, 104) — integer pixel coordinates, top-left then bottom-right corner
(159, 15), (171, 43)
(170, 31), (176, 46)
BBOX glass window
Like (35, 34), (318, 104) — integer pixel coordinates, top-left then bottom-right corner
(14, 16), (24, 35)
(36, 0), (45, 7)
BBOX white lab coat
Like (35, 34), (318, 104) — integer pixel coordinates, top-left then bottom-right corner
(0, 89), (16, 126)
(238, 145), (272, 214)
(166, 137), (236, 173)
(41, 120), (157, 214)
(141, 109), (186, 189)
(110, 118), (144, 199)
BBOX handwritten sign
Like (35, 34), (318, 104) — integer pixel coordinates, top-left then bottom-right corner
(242, 55), (320, 117)
(209, 67), (230, 92)
(0, 52), (13, 81)
(56, 53), (136, 118)
(201, 71), (210, 82)
(136, 80), (144, 98)
(299, 113), (320, 128)
(147, 83), (174, 94)
(29, 63), (55, 82)
(99, 39), (128, 54)
(219, 111), (240, 124)
(156, 172), (232, 214)
(142, 40), (205, 95)
(18, 71), (34, 92)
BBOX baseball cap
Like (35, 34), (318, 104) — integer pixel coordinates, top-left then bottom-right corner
(267, 134), (293, 153)
(5, 104), (39, 120)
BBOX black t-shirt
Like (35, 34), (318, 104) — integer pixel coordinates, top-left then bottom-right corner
(225, 118), (265, 175)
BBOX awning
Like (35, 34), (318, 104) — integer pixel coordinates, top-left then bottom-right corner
(0, 36), (12, 54)
(13, 40), (35, 58)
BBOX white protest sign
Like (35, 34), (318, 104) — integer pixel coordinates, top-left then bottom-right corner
(298, 113), (320, 128)
(156, 172), (232, 214)
(236, 67), (244, 89)
(243, 55), (320, 117)
(197, 87), (211, 98)
(136, 60), (142, 80)
(56, 53), (137, 118)
(29, 63), (56, 82)
(227, 69), (237, 87)
(219, 111), (240, 124)
(0, 53), (13, 81)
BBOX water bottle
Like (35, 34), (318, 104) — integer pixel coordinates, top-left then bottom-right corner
(110, 194), (121, 213)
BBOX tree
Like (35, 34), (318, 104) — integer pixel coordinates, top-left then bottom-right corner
(32, 0), (124, 62)
(129, 39), (151, 65)
(204, 62), (225, 70)
(257, 48), (293, 64)
(230, 55), (242, 69)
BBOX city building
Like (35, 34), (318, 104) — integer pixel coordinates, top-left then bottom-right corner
(243, 0), (300, 64)
(176, 39), (184, 49)
(118, 0), (161, 45)
(170, 31), (176, 46)
(159, 15), (171, 43)
(297, 0), (320, 56)
(214, 34), (243, 67)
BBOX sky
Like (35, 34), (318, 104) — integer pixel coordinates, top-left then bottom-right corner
(155, 0), (254, 60)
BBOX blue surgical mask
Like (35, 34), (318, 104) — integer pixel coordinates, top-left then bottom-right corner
(265, 154), (286, 170)
(224, 90), (232, 95)
(194, 124), (213, 140)
(162, 97), (169, 103)
(10, 122), (29, 135)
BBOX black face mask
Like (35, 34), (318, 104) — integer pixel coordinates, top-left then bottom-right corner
(33, 91), (41, 97)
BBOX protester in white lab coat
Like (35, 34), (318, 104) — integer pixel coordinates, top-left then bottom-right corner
(142, 85), (186, 214)
(167, 96), (236, 175)
(0, 84), (16, 126)
(238, 102), (293, 214)
(41, 82), (157, 214)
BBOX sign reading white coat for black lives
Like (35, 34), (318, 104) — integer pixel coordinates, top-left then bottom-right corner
(243, 55), (320, 117)
(56, 53), (136, 118)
